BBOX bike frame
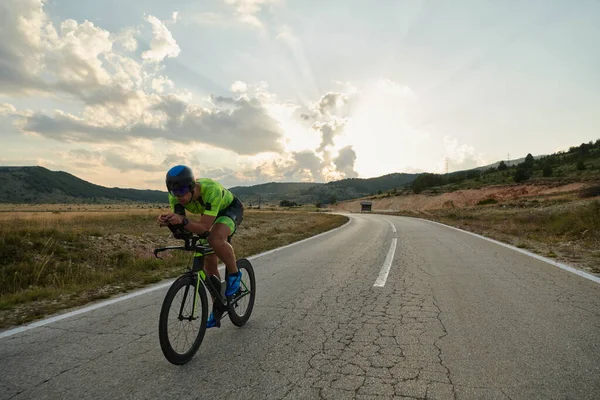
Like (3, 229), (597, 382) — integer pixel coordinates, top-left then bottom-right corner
(154, 232), (251, 321)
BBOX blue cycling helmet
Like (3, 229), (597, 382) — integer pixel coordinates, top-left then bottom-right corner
(166, 165), (195, 196)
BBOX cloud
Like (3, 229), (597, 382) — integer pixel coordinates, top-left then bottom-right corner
(14, 93), (285, 155)
(333, 146), (358, 178)
(311, 91), (357, 120)
(188, 12), (230, 27)
(103, 150), (166, 172)
(313, 119), (345, 153)
(0, 103), (17, 115)
(114, 27), (138, 52)
(281, 151), (325, 182)
(0, 0), (147, 106)
(222, 0), (280, 29)
(443, 136), (487, 172)
(2, 2), (286, 157)
(66, 147), (171, 173)
(231, 81), (248, 93)
(141, 15), (181, 62)
(0, 0), (50, 95)
(151, 76), (174, 93)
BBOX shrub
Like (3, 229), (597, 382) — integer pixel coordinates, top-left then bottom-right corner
(579, 185), (600, 198)
(477, 198), (498, 205)
(279, 200), (297, 207)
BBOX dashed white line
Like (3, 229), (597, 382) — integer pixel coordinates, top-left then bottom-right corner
(386, 219), (397, 233)
(374, 238), (398, 287)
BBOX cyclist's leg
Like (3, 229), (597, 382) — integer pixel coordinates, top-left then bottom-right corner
(204, 253), (219, 279)
(203, 253), (222, 328)
(209, 199), (244, 296)
(208, 222), (237, 275)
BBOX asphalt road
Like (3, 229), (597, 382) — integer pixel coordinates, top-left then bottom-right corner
(1, 213), (599, 400)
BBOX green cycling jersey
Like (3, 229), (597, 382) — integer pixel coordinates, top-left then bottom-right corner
(168, 178), (235, 216)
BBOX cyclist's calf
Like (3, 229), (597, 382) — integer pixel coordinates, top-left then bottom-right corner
(203, 253), (220, 278)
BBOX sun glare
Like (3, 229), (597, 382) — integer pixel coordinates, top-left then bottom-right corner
(336, 80), (430, 178)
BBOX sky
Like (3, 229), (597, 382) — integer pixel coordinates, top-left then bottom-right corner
(1, 0), (599, 190)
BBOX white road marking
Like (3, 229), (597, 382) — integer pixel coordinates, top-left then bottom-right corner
(0, 218), (353, 339)
(420, 218), (600, 285)
(386, 219), (397, 233)
(374, 238), (398, 287)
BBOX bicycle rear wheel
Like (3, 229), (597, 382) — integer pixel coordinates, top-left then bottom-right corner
(227, 258), (256, 327)
(158, 274), (208, 365)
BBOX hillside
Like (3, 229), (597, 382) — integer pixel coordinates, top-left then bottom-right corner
(228, 182), (320, 204)
(0, 167), (166, 203)
(333, 138), (600, 212)
(406, 139), (600, 195)
(230, 173), (419, 205)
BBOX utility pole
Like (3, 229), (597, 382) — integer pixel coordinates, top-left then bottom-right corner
(445, 158), (449, 174)
(507, 153), (510, 166)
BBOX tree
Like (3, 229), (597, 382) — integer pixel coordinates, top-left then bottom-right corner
(514, 165), (531, 182)
(577, 159), (586, 170)
(279, 200), (297, 207)
(498, 160), (508, 171)
(524, 153), (535, 168)
(543, 163), (553, 177)
(329, 195), (337, 205)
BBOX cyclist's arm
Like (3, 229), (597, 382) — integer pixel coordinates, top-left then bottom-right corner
(188, 182), (222, 231)
(185, 192), (220, 233)
(181, 215), (215, 235)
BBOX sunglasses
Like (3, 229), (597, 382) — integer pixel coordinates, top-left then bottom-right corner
(169, 186), (191, 197)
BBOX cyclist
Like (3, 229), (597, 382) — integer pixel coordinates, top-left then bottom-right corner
(157, 165), (244, 328)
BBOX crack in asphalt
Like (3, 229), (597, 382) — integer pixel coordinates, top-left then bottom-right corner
(4, 216), (599, 399)
(6, 331), (152, 400)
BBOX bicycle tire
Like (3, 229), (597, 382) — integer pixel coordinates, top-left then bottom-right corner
(227, 258), (256, 327)
(158, 274), (208, 365)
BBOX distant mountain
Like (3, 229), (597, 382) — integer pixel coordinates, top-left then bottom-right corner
(228, 182), (320, 199)
(229, 173), (419, 205)
(0, 166), (167, 203)
(0, 166), (419, 205)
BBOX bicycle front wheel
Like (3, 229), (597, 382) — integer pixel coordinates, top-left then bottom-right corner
(158, 274), (208, 365)
(227, 258), (256, 327)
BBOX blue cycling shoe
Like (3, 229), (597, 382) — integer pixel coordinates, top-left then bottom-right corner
(206, 312), (220, 328)
(226, 271), (242, 296)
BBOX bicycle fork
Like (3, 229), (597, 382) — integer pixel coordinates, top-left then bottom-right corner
(178, 271), (204, 321)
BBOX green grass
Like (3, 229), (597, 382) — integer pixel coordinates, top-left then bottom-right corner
(0, 210), (348, 328)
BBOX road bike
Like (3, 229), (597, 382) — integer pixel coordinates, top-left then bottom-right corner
(153, 227), (256, 365)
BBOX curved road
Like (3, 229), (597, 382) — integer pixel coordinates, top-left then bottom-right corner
(1, 213), (599, 399)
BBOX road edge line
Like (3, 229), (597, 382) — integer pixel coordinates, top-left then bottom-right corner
(0, 216), (353, 339)
(414, 217), (600, 285)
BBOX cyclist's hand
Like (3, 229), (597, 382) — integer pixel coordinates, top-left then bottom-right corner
(166, 214), (184, 225)
(157, 214), (172, 226)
